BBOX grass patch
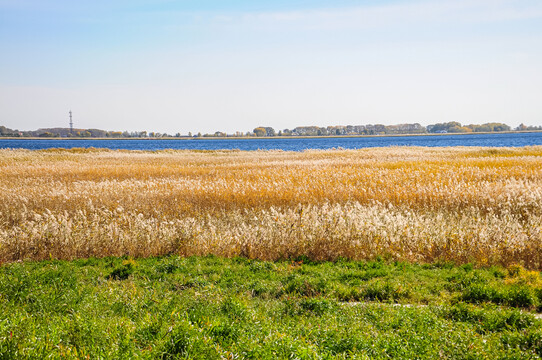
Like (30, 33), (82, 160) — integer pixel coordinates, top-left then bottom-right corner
(1, 256), (542, 358)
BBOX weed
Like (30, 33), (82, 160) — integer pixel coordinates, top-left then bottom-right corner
(282, 274), (327, 297)
(500, 328), (542, 357)
(207, 321), (239, 345)
(461, 284), (502, 304)
(299, 297), (335, 316)
(361, 281), (410, 302)
(161, 324), (191, 359)
(441, 304), (534, 333)
(220, 297), (247, 319)
(506, 286), (537, 308)
(107, 260), (136, 280)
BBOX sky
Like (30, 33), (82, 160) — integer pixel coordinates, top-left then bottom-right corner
(0, 0), (541, 134)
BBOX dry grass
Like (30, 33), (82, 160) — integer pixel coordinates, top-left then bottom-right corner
(1, 146), (542, 268)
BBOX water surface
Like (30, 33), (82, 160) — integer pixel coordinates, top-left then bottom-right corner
(1, 132), (541, 151)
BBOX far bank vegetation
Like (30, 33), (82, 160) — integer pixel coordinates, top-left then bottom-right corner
(2, 121), (541, 138)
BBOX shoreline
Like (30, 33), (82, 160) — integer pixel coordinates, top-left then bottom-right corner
(1, 130), (541, 141)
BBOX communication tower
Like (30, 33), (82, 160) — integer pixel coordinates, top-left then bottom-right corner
(69, 110), (73, 134)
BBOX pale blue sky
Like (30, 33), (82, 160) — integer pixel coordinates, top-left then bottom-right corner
(1, 0), (541, 134)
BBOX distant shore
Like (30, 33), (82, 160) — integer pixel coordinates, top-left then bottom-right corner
(1, 130), (541, 141)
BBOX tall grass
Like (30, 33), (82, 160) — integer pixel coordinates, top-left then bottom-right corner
(1, 147), (542, 267)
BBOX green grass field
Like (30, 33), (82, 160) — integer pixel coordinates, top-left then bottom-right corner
(1, 255), (541, 359)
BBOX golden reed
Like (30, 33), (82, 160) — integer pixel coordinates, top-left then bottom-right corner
(1, 146), (541, 268)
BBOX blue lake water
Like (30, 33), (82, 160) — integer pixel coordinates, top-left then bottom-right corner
(1, 132), (542, 151)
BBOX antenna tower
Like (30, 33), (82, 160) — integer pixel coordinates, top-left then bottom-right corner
(69, 110), (73, 134)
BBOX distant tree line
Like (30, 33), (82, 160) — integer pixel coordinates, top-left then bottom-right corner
(249, 122), (540, 137)
(0, 126), (159, 138)
(1, 122), (540, 139)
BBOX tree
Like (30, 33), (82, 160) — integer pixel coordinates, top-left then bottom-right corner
(253, 127), (266, 137)
(427, 122), (462, 133)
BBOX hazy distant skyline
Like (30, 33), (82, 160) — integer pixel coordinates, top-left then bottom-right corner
(1, 0), (541, 134)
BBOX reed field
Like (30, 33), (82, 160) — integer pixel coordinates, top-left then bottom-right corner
(1, 146), (542, 268)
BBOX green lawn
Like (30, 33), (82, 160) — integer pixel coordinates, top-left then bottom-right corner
(1, 256), (541, 359)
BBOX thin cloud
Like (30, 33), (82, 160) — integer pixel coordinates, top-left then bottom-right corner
(227, 0), (542, 30)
